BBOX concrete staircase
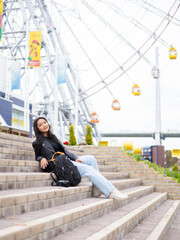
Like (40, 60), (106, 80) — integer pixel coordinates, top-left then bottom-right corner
(0, 132), (180, 240)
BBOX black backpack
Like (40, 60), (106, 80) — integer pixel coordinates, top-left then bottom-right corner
(49, 152), (81, 187)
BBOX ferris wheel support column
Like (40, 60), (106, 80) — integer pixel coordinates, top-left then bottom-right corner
(6, 51), (10, 101)
(155, 47), (161, 145)
(24, 21), (30, 132)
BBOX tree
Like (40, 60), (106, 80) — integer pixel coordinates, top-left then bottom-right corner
(69, 125), (77, 145)
(85, 124), (93, 145)
(172, 164), (179, 172)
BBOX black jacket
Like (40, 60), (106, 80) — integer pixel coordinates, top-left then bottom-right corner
(32, 138), (78, 162)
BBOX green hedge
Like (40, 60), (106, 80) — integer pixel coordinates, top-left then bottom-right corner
(125, 151), (180, 183)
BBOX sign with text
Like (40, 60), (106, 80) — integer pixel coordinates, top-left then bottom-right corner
(0, 0), (3, 41)
(28, 31), (41, 67)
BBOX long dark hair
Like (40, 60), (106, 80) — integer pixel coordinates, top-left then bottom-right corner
(33, 117), (60, 150)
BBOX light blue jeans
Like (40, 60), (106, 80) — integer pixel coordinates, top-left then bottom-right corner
(71, 155), (115, 197)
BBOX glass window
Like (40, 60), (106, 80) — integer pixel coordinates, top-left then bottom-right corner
(12, 110), (24, 130)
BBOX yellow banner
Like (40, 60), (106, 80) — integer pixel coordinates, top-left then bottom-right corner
(0, 0), (3, 42)
(28, 31), (41, 67)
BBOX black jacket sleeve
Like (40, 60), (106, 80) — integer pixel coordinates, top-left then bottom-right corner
(64, 148), (78, 161)
(59, 142), (78, 161)
(32, 141), (44, 162)
(32, 140), (78, 162)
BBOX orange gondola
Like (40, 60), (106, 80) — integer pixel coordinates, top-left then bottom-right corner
(90, 112), (99, 123)
(112, 99), (120, 111)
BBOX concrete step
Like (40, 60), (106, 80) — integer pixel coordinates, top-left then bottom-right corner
(0, 189), (160, 240)
(0, 137), (125, 157)
(88, 150), (124, 154)
(0, 132), (33, 144)
(164, 205), (180, 240)
(0, 171), (130, 191)
(0, 159), (40, 172)
(2, 134), (178, 240)
(123, 200), (180, 240)
(0, 185), (91, 219)
(55, 193), (167, 240)
(0, 138), (33, 151)
(103, 158), (134, 163)
(99, 165), (118, 172)
(66, 146), (123, 152)
(0, 134), (126, 158)
(86, 153), (126, 159)
(0, 157), (106, 166)
(0, 140), (127, 163)
(68, 148), (126, 158)
(0, 147), (118, 161)
(0, 147), (34, 160)
(0, 179), (144, 218)
(0, 159), (117, 173)
(0, 172), (50, 191)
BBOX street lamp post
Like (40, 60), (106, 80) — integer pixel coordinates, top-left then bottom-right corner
(151, 47), (161, 145)
(74, 68), (79, 144)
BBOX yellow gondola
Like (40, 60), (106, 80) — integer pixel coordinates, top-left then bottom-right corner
(123, 141), (133, 151)
(169, 46), (177, 60)
(112, 99), (120, 111)
(90, 112), (99, 123)
(133, 147), (142, 154)
(132, 84), (141, 96)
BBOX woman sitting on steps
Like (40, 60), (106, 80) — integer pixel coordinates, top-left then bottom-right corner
(32, 116), (128, 200)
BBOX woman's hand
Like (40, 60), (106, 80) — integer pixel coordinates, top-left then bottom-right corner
(40, 158), (48, 169)
(75, 158), (83, 164)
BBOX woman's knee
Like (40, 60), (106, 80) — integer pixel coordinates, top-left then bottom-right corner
(79, 155), (97, 164)
(88, 155), (97, 163)
(82, 164), (95, 175)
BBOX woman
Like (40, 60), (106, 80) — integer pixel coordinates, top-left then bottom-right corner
(32, 117), (128, 200)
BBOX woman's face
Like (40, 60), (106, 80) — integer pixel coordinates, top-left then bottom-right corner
(37, 118), (49, 134)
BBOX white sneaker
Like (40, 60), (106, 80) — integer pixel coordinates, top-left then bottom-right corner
(108, 188), (128, 200)
(92, 186), (102, 197)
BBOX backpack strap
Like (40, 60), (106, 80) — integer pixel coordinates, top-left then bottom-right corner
(50, 151), (65, 165)
(50, 172), (58, 186)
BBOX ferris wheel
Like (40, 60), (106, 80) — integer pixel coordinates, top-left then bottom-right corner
(49, 0), (179, 109)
